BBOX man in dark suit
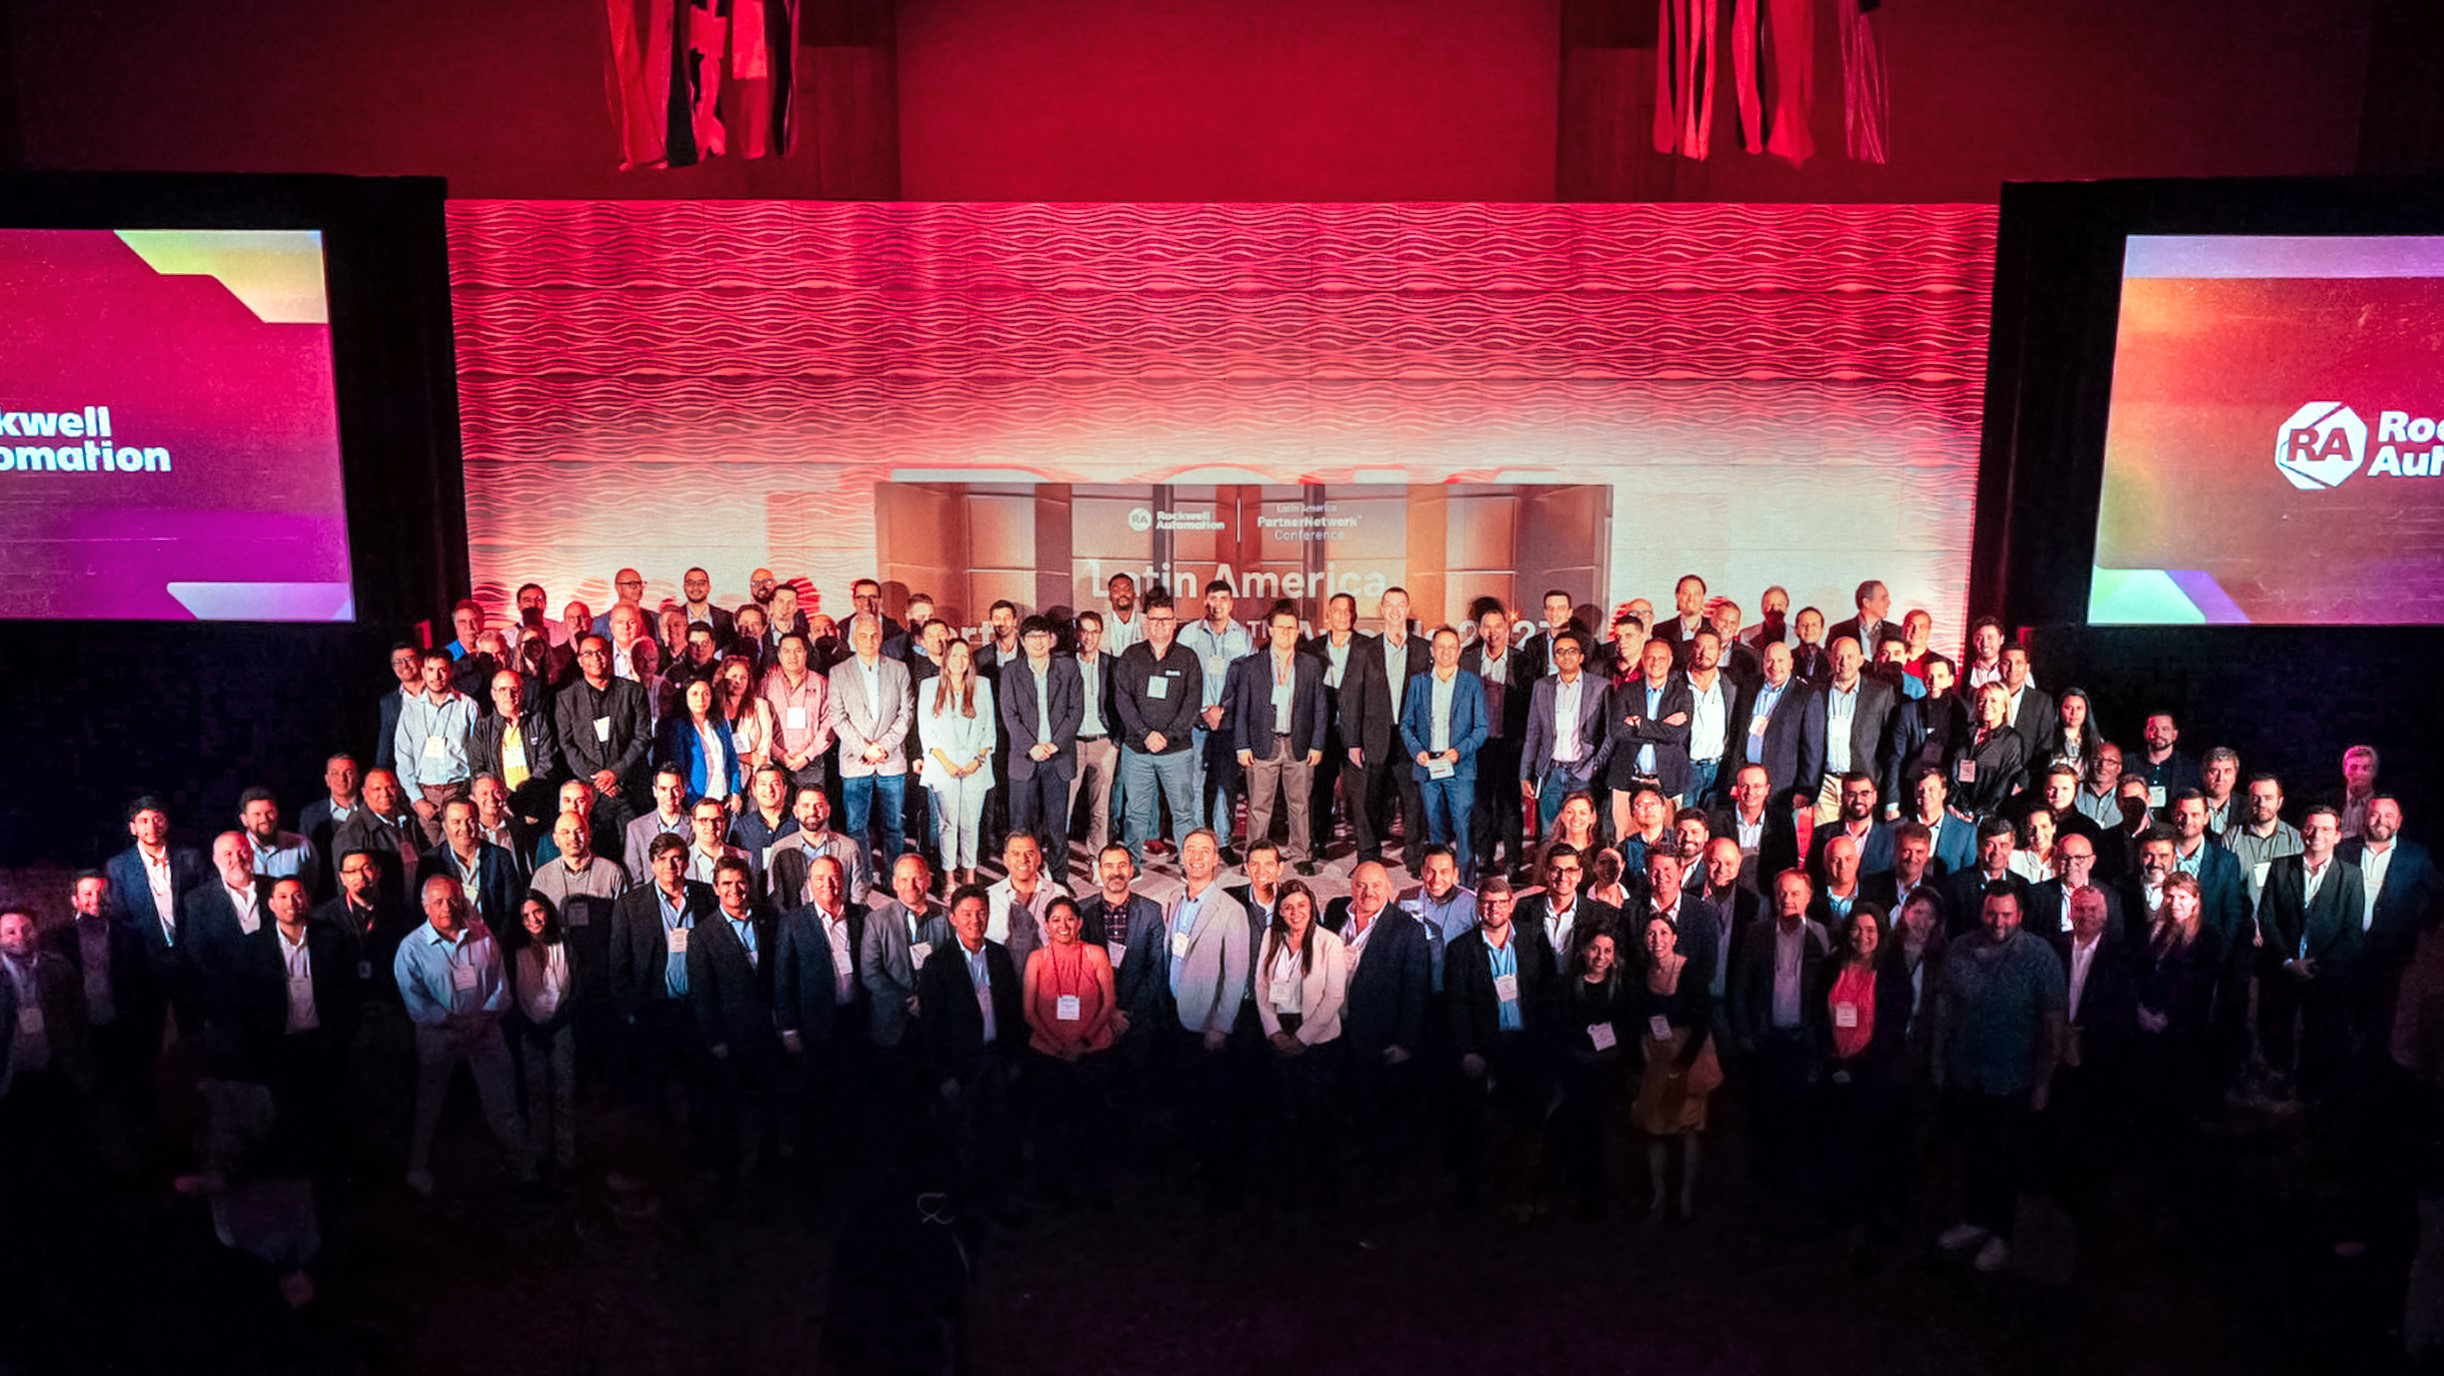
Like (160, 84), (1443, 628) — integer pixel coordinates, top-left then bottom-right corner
(2000, 647), (2054, 762)
(1606, 639), (1695, 803)
(1299, 593), (1368, 861)
(1323, 861), (1431, 1163)
(1802, 637), (1894, 821)
(1068, 615), (1125, 888)
(0, 908), (96, 1159)
(183, 832), (278, 1079)
(1886, 662), (1968, 809)
(1808, 772), (1895, 883)
(415, 799), (523, 937)
(297, 754), (364, 897)
(49, 870), (158, 1122)
(1459, 604), (1537, 883)
(242, 877), (361, 1170)
(470, 667), (563, 837)
(1730, 642), (1820, 808)
(1940, 814), (2033, 937)
(1897, 765), (1979, 875)
(677, 567), (736, 644)
(1512, 843), (1620, 973)
(2167, 791), (2253, 958)
(1233, 604), (1331, 876)
(1825, 580), (1893, 668)
(2045, 883), (2135, 1186)
(1710, 764), (1800, 891)
(555, 633), (655, 830)
(609, 834), (715, 1134)
(1864, 821), (1945, 927)
(2341, 796), (2440, 1033)
(690, 857), (781, 1180)
(2258, 806), (2369, 1102)
(1520, 629), (1613, 842)
(372, 642), (423, 774)
(916, 884), (1025, 1211)
(1445, 877), (1554, 1204)
(1691, 837), (1765, 998)
(775, 853), (866, 1167)
(1727, 868), (1832, 1196)
(1649, 574), (1711, 666)
(1338, 592), (1430, 871)
(332, 770), (425, 903)
(2023, 832), (2126, 946)
(105, 796), (210, 1034)
(999, 616), (1086, 867)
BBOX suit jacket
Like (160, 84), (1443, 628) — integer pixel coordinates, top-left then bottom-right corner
(1905, 807), (1980, 876)
(2051, 932), (2136, 1070)
(1520, 672), (1614, 784)
(1338, 632), (1431, 764)
(1808, 819), (1896, 884)
(1827, 616), (1893, 659)
(1806, 677), (1896, 798)
(1321, 906), (1430, 1055)
(315, 892), (415, 1003)
(105, 843), (210, 945)
(1458, 641), (1537, 742)
(998, 655), (1085, 781)
(773, 903), (865, 1049)
(827, 654), (915, 777)
(1729, 676), (1821, 803)
(2007, 684), (2057, 761)
(2258, 855), (2370, 977)
(1446, 928), (1558, 1054)
(609, 880), (716, 1010)
(1077, 892), (1167, 1031)
(1074, 651), (1120, 738)
(2181, 840), (2254, 954)
(688, 906), (779, 1052)
(1885, 694), (1969, 806)
(414, 842), (522, 934)
(1726, 916), (1833, 1049)
(857, 899), (950, 1048)
(0, 952), (94, 1095)
(231, 921), (362, 1071)
(1229, 647), (1331, 758)
(331, 809), (424, 902)
(1604, 675), (1695, 795)
(916, 938), (1024, 1082)
(2339, 837), (2441, 978)
(41, 913), (155, 1043)
(2025, 879), (2130, 949)
(1708, 804), (1801, 885)
(1398, 669), (1491, 783)
(554, 675), (654, 798)
(1508, 892), (1623, 971)
(1162, 884), (1252, 1037)
(1940, 869), (2033, 937)
(1943, 727), (2027, 817)
(470, 705), (563, 792)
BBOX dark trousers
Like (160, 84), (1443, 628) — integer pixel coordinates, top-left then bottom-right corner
(1351, 755), (1426, 869)
(1265, 1031), (1345, 1208)
(705, 1034), (780, 1179)
(1311, 716), (1349, 856)
(1470, 737), (1527, 877)
(2261, 965), (2359, 1101)
(935, 1050), (1016, 1209)
(1166, 1028), (1238, 1197)
(617, 999), (708, 1164)
(1451, 1031), (1544, 1204)
(1547, 1050), (1625, 1211)
(1816, 1062), (1909, 1227)
(1009, 766), (1072, 870)
(1025, 1048), (1110, 1204)
(1943, 1086), (2032, 1238)
(1747, 1029), (1815, 1194)
(266, 1026), (349, 1179)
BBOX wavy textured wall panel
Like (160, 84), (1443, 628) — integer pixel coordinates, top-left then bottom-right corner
(448, 201), (1995, 632)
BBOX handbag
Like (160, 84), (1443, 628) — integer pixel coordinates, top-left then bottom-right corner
(1683, 1038), (1725, 1095)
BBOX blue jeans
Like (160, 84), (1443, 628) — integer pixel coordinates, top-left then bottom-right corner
(1121, 746), (1195, 864)
(1421, 769), (1473, 859)
(1686, 757), (1724, 810)
(1536, 764), (1595, 835)
(842, 771), (907, 875)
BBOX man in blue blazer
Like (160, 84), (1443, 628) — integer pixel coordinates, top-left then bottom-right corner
(1728, 643), (1822, 808)
(414, 799), (524, 939)
(1231, 605), (1331, 875)
(1519, 630), (1613, 839)
(106, 795), (211, 958)
(1323, 861), (1432, 1166)
(998, 617), (1085, 868)
(2258, 806), (2368, 1101)
(1399, 628), (1490, 877)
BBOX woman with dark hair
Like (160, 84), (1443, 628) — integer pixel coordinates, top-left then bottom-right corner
(513, 892), (580, 1171)
(2010, 807), (2060, 885)
(918, 639), (996, 886)
(1255, 880), (1348, 1200)
(2132, 873), (2222, 1151)
(1586, 846), (1632, 911)
(1548, 928), (1635, 1220)
(1020, 894), (1114, 1204)
(715, 653), (776, 779)
(1945, 681), (2026, 817)
(2039, 688), (2103, 776)
(657, 676), (742, 809)
(1629, 914), (1719, 1221)
(1814, 903), (1916, 1235)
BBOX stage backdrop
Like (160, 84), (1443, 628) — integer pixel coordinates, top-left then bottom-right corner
(446, 203), (1994, 637)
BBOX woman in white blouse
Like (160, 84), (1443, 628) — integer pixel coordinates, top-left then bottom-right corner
(918, 639), (997, 887)
(2009, 806), (2059, 884)
(1256, 880), (1348, 1201)
(513, 894), (579, 1171)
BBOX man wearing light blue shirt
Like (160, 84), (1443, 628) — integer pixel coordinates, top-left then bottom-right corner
(394, 872), (533, 1195)
(1178, 580), (1253, 835)
(394, 650), (480, 846)
(1404, 846), (1479, 993)
(236, 787), (320, 893)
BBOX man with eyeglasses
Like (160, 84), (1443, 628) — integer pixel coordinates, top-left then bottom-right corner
(1113, 589), (1203, 868)
(592, 567), (648, 639)
(2025, 832), (2125, 946)
(1513, 843), (1614, 971)
(553, 633), (653, 830)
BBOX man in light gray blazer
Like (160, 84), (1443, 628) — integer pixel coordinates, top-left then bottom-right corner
(857, 852), (951, 1050)
(1519, 629), (1614, 837)
(998, 616), (1085, 868)
(827, 613), (915, 880)
(1158, 828), (1251, 1198)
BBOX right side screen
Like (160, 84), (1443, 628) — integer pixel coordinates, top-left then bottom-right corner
(2092, 235), (2444, 626)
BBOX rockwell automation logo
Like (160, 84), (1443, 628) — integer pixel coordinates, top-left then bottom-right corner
(2275, 402), (2444, 491)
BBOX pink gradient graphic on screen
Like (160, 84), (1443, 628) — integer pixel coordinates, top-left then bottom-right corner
(0, 230), (352, 621)
(2097, 235), (2444, 626)
(448, 202), (1992, 632)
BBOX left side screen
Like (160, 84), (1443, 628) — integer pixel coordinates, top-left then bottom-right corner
(0, 229), (353, 621)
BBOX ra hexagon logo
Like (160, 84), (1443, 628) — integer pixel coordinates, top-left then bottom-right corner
(1127, 506), (1155, 532)
(2274, 402), (2366, 491)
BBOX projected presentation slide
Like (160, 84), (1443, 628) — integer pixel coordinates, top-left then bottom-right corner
(0, 229), (354, 621)
(2092, 235), (2444, 626)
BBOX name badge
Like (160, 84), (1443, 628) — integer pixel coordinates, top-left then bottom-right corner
(1588, 1022), (1616, 1051)
(1107, 940), (1128, 968)
(910, 940), (933, 967)
(1833, 1002), (1859, 1029)
(1170, 931), (1193, 958)
(1647, 1014), (1672, 1041)
(786, 706), (808, 731)
(1056, 994), (1081, 1022)
(2253, 860), (2271, 889)
(1749, 714), (1769, 738)
(357, 960), (373, 980)
(733, 730), (753, 753)
(1427, 759), (1455, 780)
(1492, 972), (1519, 1003)
(1956, 758), (1977, 784)
(2147, 783), (2168, 809)
(450, 962), (479, 992)
(667, 927), (689, 954)
(17, 1007), (43, 1036)
(502, 740), (528, 772)
(423, 735), (448, 761)
(593, 715), (613, 742)
(568, 906), (591, 928)
(1146, 675), (1169, 700)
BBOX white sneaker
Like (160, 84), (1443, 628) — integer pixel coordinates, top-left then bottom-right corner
(1973, 1237), (2010, 1273)
(1937, 1222), (1989, 1251)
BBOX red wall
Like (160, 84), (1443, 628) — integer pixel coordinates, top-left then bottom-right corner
(8, 0), (2374, 201)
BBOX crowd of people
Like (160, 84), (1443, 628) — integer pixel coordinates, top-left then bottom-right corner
(2, 564), (2434, 1309)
